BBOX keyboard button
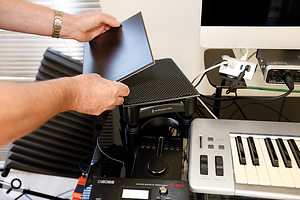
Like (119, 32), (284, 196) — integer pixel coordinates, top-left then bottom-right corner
(258, 138), (282, 187)
(272, 138), (295, 188)
(208, 137), (214, 141)
(200, 155), (208, 175)
(242, 137), (259, 185)
(236, 136), (246, 165)
(199, 136), (202, 148)
(253, 138), (271, 186)
(230, 137), (247, 184)
(247, 137), (259, 166)
(208, 144), (214, 149)
(288, 139), (300, 168)
(265, 138), (279, 167)
(215, 156), (224, 176)
(276, 138), (292, 168)
(218, 145), (225, 150)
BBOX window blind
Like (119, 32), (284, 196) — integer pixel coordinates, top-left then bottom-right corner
(0, 0), (101, 82)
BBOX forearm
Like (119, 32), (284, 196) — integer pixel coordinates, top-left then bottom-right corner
(0, 0), (75, 38)
(0, 0), (120, 41)
(0, 77), (73, 145)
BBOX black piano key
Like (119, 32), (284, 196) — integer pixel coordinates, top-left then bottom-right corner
(265, 138), (279, 167)
(276, 138), (292, 168)
(235, 136), (246, 165)
(247, 137), (259, 166)
(288, 139), (300, 168)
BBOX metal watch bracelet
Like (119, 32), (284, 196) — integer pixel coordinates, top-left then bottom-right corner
(52, 10), (63, 38)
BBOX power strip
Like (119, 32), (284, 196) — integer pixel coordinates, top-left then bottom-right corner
(219, 55), (257, 80)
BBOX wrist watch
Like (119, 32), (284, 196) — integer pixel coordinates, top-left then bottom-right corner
(52, 10), (63, 38)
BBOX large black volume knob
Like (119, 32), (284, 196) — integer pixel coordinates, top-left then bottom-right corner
(147, 158), (167, 176)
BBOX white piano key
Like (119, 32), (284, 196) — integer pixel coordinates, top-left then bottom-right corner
(253, 138), (271, 186)
(292, 140), (300, 168)
(258, 138), (283, 187)
(230, 137), (247, 184)
(283, 139), (300, 188)
(241, 137), (259, 185)
(271, 139), (295, 188)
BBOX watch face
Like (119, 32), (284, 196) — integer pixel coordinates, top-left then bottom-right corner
(54, 18), (62, 27)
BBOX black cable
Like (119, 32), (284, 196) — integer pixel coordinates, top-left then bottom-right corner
(229, 102), (291, 121)
(242, 71), (294, 100)
(194, 71), (209, 88)
(200, 87), (293, 102)
(196, 104), (208, 118)
(199, 92), (237, 110)
(278, 97), (286, 122)
(199, 62), (295, 102)
(247, 51), (257, 60)
(195, 109), (204, 118)
(23, 189), (68, 200)
(194, 60), (225, 88)
(96, 136), (125, 178)
(201, 73), (293, 100)
(130, 150), (138, 177)
(78, 154), (92, 174)
(232, 99), (247, 120)
(207, 75), (224, 89)
(203, 99), (235, 109)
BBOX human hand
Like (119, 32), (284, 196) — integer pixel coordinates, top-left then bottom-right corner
(68, 74), (130, 115)
(61, 11), (120, 42)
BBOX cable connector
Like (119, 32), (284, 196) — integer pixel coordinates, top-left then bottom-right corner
(282, 72), (294, 90)
(226, 65), (250, 94)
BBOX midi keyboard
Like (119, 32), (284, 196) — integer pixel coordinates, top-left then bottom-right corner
(188, 119), (300, 200)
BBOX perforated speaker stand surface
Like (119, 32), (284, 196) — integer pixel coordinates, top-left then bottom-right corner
(122, 58), (199, 107)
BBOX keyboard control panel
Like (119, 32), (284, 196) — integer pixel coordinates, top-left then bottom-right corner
(188, 119), (235, 195)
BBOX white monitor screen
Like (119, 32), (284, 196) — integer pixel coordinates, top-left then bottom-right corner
(200, 0), (300, 49)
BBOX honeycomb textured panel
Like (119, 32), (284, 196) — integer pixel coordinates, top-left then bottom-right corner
(122, 58), (199, 107)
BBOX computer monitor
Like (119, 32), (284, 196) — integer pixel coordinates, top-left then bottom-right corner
(200, 0), (300, 49)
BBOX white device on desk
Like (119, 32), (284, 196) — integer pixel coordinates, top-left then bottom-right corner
(188, 118), (300, 200)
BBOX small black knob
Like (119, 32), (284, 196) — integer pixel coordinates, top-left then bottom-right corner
(147, 158), (167, 176)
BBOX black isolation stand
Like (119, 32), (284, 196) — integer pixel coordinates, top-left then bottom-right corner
(118, 58), (199, 178)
